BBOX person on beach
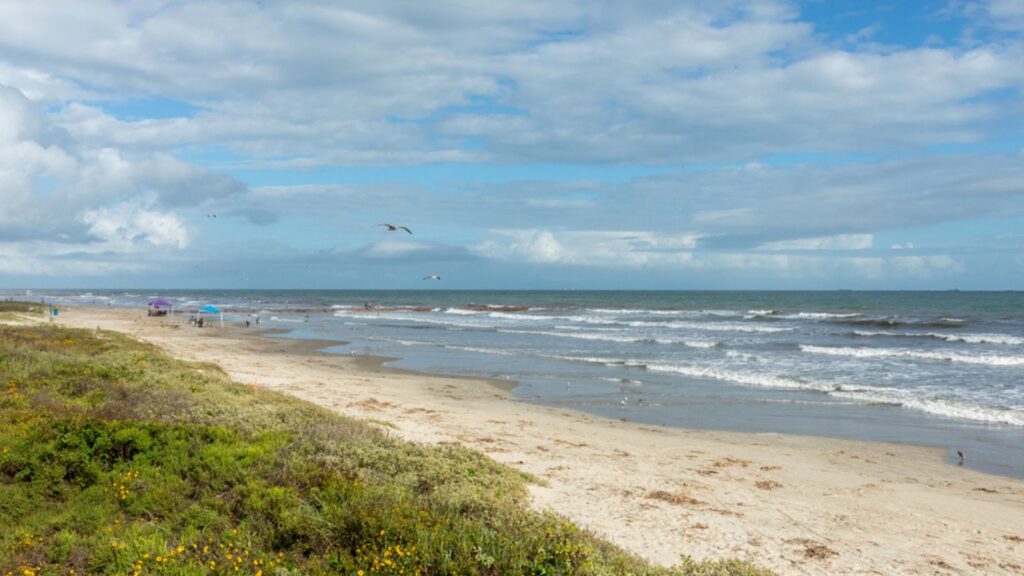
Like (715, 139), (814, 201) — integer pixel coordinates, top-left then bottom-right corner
(245, 314), (251, 328)
(254, 314), (260, 328)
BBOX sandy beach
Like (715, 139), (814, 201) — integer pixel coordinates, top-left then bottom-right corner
(52, 306), (1024, 576)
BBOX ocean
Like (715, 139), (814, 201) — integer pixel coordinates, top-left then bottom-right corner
(14, 289), (1024, 478)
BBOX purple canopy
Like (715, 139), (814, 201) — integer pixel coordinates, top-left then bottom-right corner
(148, 298), (172, 308)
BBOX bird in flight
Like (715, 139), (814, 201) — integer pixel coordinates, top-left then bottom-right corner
(376, 223), (412, 234)
(206, 214), (217, 218)
(423, 274), (441, 281)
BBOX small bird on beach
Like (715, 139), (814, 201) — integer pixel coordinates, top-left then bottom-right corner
(423, 274), (441, 281)
(376, 223), (412, 234)
(957, 450), (965, 465)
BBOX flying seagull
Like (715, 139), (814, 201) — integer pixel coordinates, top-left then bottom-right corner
(376, 223), (412, 234)
(206, 214), (217, 218)
(423, 274), (441, 281)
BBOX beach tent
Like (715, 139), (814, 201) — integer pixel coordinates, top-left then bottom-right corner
(199, 304), (224, 327)
(147, 298), (173, 317)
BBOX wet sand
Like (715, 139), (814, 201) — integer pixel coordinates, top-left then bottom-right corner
(51, 307), (1024, 575)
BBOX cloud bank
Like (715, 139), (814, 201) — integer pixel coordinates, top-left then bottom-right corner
(0, 0), (1020, 288)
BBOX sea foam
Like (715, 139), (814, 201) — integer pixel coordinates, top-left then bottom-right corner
(800, 345), (1024, 367)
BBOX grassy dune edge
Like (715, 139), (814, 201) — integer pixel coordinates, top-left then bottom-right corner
(0, 319), (771, 575)
(0, 301), (46, 323)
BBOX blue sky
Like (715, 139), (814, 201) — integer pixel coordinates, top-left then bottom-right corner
(0, 0), (1022, 289)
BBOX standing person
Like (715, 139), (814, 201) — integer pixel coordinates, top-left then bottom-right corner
(254, 313), (260, 328)
(245, 314), (251, 328)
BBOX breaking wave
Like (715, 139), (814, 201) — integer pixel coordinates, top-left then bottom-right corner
(800, 345), (1024, 367)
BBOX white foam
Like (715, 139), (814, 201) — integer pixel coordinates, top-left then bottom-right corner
(600, 377), (644, 385)
(553, 324), (623, 332)
(488, 311), (551, 321)
(785, 312), (861, 320)
(660, 338), (720, 348)
(830, 387), (1024, 426)
(853, 330), (1024, 346)
(646, 363), (836, 392)
(725, 350), (761, 361)
(334, 311), (490, 330)
(800, 345), (1024, 367)
(443, 308), (481, 315)
(501, 329), (719, 348)
(501, 329), (648, 344)
(559, 314), (623, 325)
(361, 336), (431, 347)
(589, 308), (649, 315)
(444, 345), (519, 356)
(644, 309), (741, 318)
(630, 320), (792, 333)
(939, 333), (1024, 345)
(544, 354), (647, 368)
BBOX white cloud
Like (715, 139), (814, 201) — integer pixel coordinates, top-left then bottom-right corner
(758, 234), (874, 251)
(355, 239), (476, 262)
(478, 229), (701, 267)
(0, 82), (249, 276)
(474, 227), (969, 284)
(890, 255), (965, 277)
(0, 2), (1019, 287)
(0, 1), (1018, 165)
(80, 202), (189, 250)
(360, 239), (435, 259)
(987, 0), (1024, 29)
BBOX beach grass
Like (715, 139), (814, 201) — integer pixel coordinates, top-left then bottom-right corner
(0, 301), (46, 322)
(0, 318), (772, 575)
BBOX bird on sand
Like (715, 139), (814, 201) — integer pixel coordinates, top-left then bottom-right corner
(376, 223), (412, 234)
(957, 450), (965, 465)
(423, 274), (441, 280)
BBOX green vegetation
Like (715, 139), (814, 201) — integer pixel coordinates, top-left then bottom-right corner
(0, 301), (45, 322)
(0, 316), (772, 575)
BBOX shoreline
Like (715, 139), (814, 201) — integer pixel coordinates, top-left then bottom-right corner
(50, 306), (1024, 575)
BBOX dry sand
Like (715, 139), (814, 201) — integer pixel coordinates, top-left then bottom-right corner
(49, 307), (1024, 575)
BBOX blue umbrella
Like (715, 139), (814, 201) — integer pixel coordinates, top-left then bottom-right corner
(198, 304), (224, 327)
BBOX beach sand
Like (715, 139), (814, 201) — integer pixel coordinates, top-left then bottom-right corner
(52, 307), (1024, 576)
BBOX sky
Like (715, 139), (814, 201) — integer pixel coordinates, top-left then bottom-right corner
(0, 0), (1022, 290)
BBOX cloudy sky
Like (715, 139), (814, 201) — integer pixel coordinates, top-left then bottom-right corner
(0, 0), (1022, 290)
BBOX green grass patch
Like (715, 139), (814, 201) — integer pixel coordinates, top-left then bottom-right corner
(0, 324), (773, 575)
(0, 301), (46, 322)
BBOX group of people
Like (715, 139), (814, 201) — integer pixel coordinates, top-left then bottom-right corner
(178, 311), (260, 328)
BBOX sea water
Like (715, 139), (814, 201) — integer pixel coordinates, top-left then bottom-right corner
(20, 289), (1024, 478)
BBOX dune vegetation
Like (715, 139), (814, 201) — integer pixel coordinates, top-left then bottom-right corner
(0, 301), (46, 322)
(0, 313), (771, 575)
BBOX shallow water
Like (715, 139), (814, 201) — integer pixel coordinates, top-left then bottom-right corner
(20, 289), (1024, 478)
